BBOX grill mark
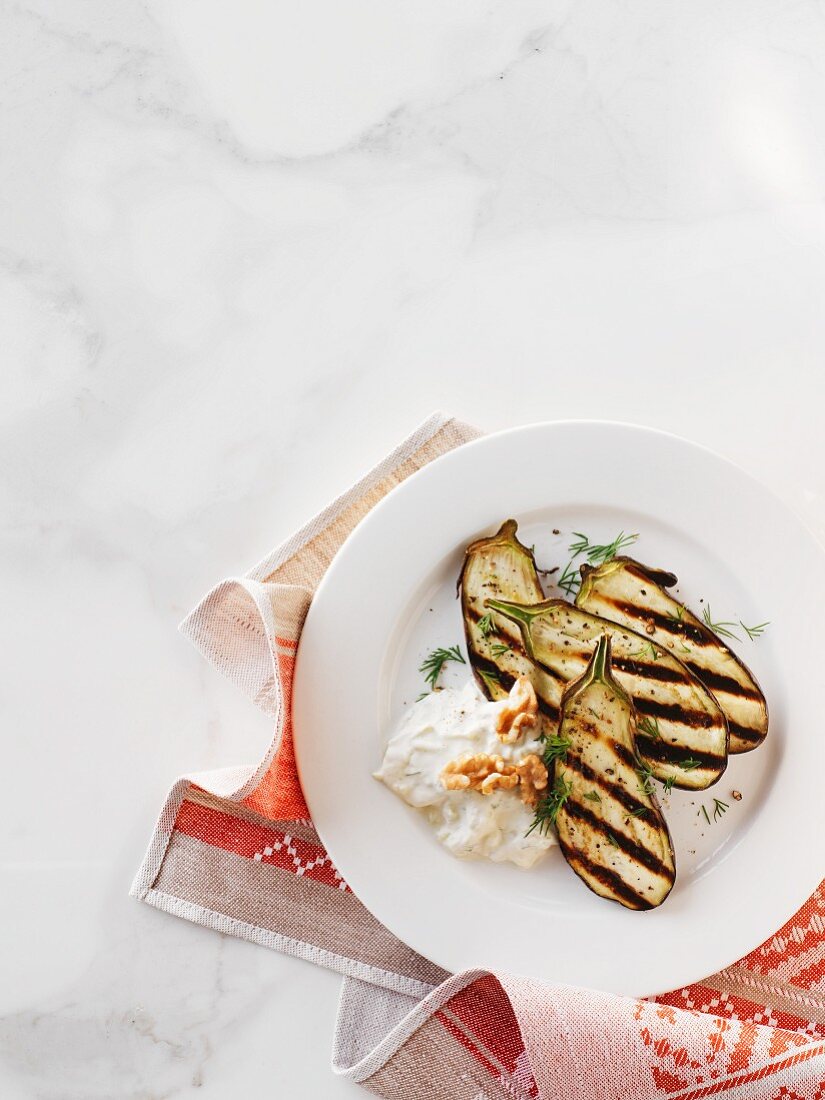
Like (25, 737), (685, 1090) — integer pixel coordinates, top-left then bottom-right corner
(624, 560), (678, 589)
(472, 657), (514, 693)
(563, 754), (648, 817)
(728, 720), (765, 747)
(574, 730), (638, 773)
(683, 660), (762, 702)
(633, 695), (718, 731)
(533, 648), (696, 708)
(593, 595), (707, 646)
(469, 655), (561, 725)
(613, 656), (686, 684)
(537, 697), (560, 724)
(563, 800), (674, 880)
(540, 699), (560, 724)
(560, 846), (654, 910)
(608, 645), (764, 737)
(584, 584), (767, 713)
(636, 733), (723, 770)
(466, 606), (566, 721)
(472, 605), (593, 679)
(559, 648), (688, 687)
(466, 605), (531, 661)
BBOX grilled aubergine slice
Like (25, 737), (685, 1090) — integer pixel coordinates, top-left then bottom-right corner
(459, 520), (560, 735)
(550, 633), (675, 910)
(486, 596), (728, 790)
(576, 558), (767, 753)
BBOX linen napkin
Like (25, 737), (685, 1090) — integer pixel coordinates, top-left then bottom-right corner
(132, 412), (825, 1098)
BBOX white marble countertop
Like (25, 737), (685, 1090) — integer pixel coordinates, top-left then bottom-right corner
(3, 2), (825, 1096)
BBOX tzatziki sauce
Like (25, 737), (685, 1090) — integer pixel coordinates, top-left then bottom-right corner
(374, 680), (555, 869)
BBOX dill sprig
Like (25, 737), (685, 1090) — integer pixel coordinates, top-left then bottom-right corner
(419, 645), (465, 688)
(740, 620), (770, 641)
(527, 774), (572, 836)
(557, 559), (581, 597)
(583, 790), (601, 803)
(667, 604), (686, 623)
(712, 797), (729, 820)
(700, 604), (770, 644)
(629, 806), (648, 818)
(567, 532), (590, 557)
(570, 531), (639, 565)
(477, 667), (501, 692)
(700, 797), (730, 824)
(631, 641), (660, 662)
(490, 642), (511, 657)
(636, 762), (655, 797)
(541, 734), (571, 768)
(477, 612), (495, 638)
(637, 715), (662, 741)
(680, 757), (702, 771)
(662, 775), (677, 794)
(555, 530), (639, 597)
(701, 605), (740, 641)
(606, 832), (619, 848)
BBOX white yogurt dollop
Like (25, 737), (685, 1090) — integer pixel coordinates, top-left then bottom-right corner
(374, 680), (555, 869)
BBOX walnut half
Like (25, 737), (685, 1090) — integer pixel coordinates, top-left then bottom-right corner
(495, 676), (538, 743)
(514, 753), (549, 808)
(441, 753), (518, 794)
(441, 750), (548, 806)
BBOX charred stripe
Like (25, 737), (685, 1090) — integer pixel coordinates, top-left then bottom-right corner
(469, 655), (561, 724)
(470, 656), (514, 695)
(624, 561), (678, 589)
(636, 734), (724, 770)
(560, 845), (653, 910)
(683, 660), (762, 702)
(563, 800), (674, 879)
(570, 725), (639, 773)
(558, 648), (690, 686)
(596, 596), (707, 646)
(563, 754), (649, 817)
(634, 695), (719, 730)
(727, 719), (765, 747)
(467, 607), (530, 661)
(613, 656), (687, 684)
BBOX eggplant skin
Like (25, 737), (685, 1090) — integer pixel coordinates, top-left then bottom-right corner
(576, 557), (768, 754)
(486, 596), (729, 791)
(459, 519), (549, 708)
(553, 634), (676, 910)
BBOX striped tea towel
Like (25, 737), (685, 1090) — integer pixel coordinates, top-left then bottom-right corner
(132, 412), (825, 1098)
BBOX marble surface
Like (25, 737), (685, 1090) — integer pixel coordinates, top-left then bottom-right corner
(2, 1), (825, 1096)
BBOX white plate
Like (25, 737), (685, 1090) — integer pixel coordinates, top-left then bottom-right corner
(293, 422), (825, 996)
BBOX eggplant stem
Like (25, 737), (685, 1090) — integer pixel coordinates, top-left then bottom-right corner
(590, 633), (611, 683)
(485, 598), (538, 624)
